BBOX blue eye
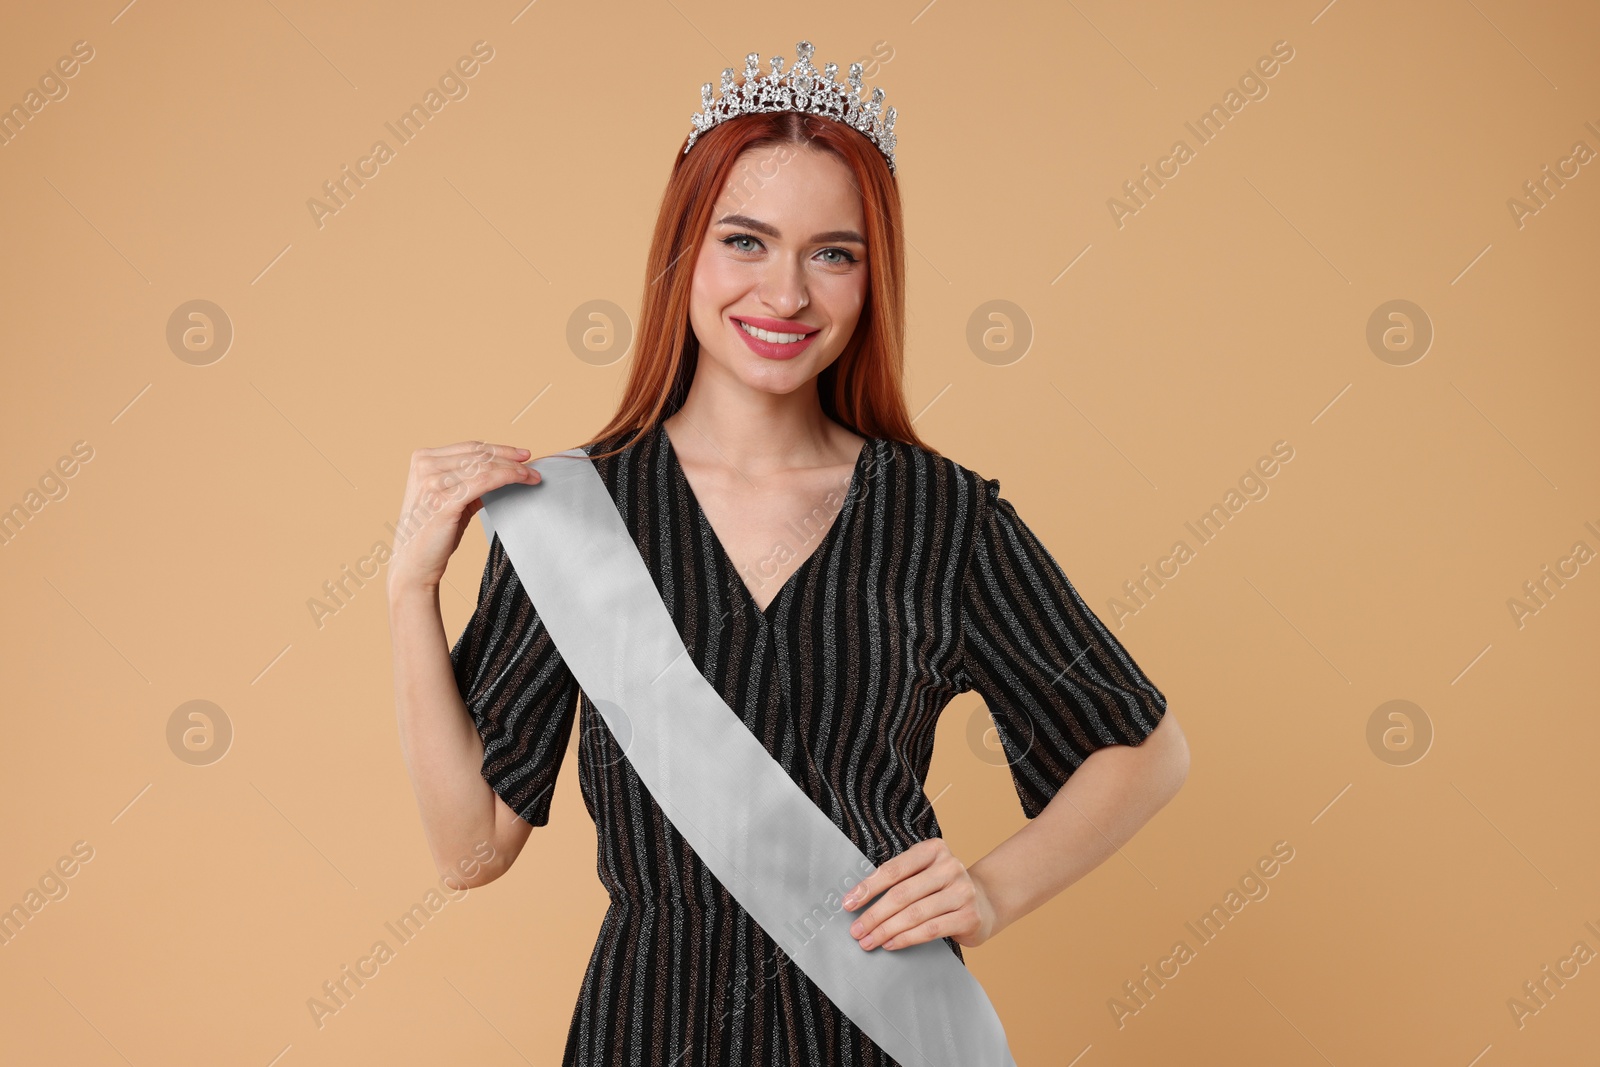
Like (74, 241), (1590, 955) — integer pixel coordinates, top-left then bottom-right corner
(720, 234), (859, 266)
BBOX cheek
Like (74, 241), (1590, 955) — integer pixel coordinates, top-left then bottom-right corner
(693, 249), (749, 300)
(818, 273), (868, 318)
(690, 258), (729, 323)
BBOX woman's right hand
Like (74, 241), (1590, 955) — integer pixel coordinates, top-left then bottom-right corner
(387, 440), (541, 595)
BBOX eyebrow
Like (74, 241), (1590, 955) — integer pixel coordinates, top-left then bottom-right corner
(714, 213), (866, 245)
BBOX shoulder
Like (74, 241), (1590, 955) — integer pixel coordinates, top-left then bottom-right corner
(580, 424), (654, 460)
(877, 437), (1000, 510)
(569, 424), (660, 489)
(873, 438), (1001, 544)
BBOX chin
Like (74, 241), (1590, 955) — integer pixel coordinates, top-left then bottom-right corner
(736, 359), (818, 394)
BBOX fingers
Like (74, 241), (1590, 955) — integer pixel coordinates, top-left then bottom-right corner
(389, 442), (543, 589)
(842, 837), (942, 911)
(409, 444), (541, 501)
(846, 860), (945, 934)
(413, 440), (531, 461)
(844, 844), (966, 947)
(392, 444), (542, 557)
(874, 898), (972, 951)
(410, 442), (537, 483)
(856, 879), (974, 950)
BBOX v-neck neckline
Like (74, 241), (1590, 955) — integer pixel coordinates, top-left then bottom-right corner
(658, 422), (874, 623)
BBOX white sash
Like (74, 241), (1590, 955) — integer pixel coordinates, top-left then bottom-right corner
(479, 447), (1018, 1067)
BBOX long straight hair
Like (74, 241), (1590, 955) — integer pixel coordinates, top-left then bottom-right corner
(575, 108), (936, 462)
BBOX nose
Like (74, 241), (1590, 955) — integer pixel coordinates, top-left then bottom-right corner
(757, 255), (809, 317)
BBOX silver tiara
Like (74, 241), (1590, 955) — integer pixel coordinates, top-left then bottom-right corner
(684, 40), (899, 174)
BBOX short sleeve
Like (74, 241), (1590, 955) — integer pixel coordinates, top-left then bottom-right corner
(449, 531), (582, 827)
(954, 477), (1168, 819)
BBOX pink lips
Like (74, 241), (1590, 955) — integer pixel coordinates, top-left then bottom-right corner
(731, 316), (819, 361)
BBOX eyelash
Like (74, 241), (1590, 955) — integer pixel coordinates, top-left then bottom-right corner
(721, 234), (858, 265)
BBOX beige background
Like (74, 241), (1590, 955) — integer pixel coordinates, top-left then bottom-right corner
(2, 0), (1597, 1063)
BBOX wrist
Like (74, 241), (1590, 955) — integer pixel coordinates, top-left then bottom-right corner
(967, 858), (1013, 943)
(387, 577), (441, 614)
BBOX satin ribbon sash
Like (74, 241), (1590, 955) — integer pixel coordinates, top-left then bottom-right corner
(478, 447), (1017, 1067)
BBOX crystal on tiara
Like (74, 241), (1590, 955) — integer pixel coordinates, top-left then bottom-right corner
(684, 40), (899, 174)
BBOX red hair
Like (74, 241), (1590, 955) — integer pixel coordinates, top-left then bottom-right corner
(576, 108), (936, 461)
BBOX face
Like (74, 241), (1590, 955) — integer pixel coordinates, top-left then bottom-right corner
(688, 143), (869, 396)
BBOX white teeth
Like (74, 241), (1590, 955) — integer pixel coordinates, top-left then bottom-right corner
(737, 320), (808, 344)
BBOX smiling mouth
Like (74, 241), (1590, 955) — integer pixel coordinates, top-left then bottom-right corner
(734, 319), (816, 344)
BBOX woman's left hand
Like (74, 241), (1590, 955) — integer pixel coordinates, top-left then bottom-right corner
(842, 838), (999, 951)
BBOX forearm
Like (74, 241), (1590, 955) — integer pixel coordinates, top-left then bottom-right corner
(968, 714), (1188, 940)
(387, 580), (524, 886)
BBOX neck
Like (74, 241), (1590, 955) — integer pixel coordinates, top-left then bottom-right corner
(664, 361), (849, 473)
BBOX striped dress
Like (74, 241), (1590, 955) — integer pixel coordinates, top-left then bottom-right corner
(449, 421), (1168, 1066)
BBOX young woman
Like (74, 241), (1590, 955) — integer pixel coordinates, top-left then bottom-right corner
(389, 42), (1188, 1066)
